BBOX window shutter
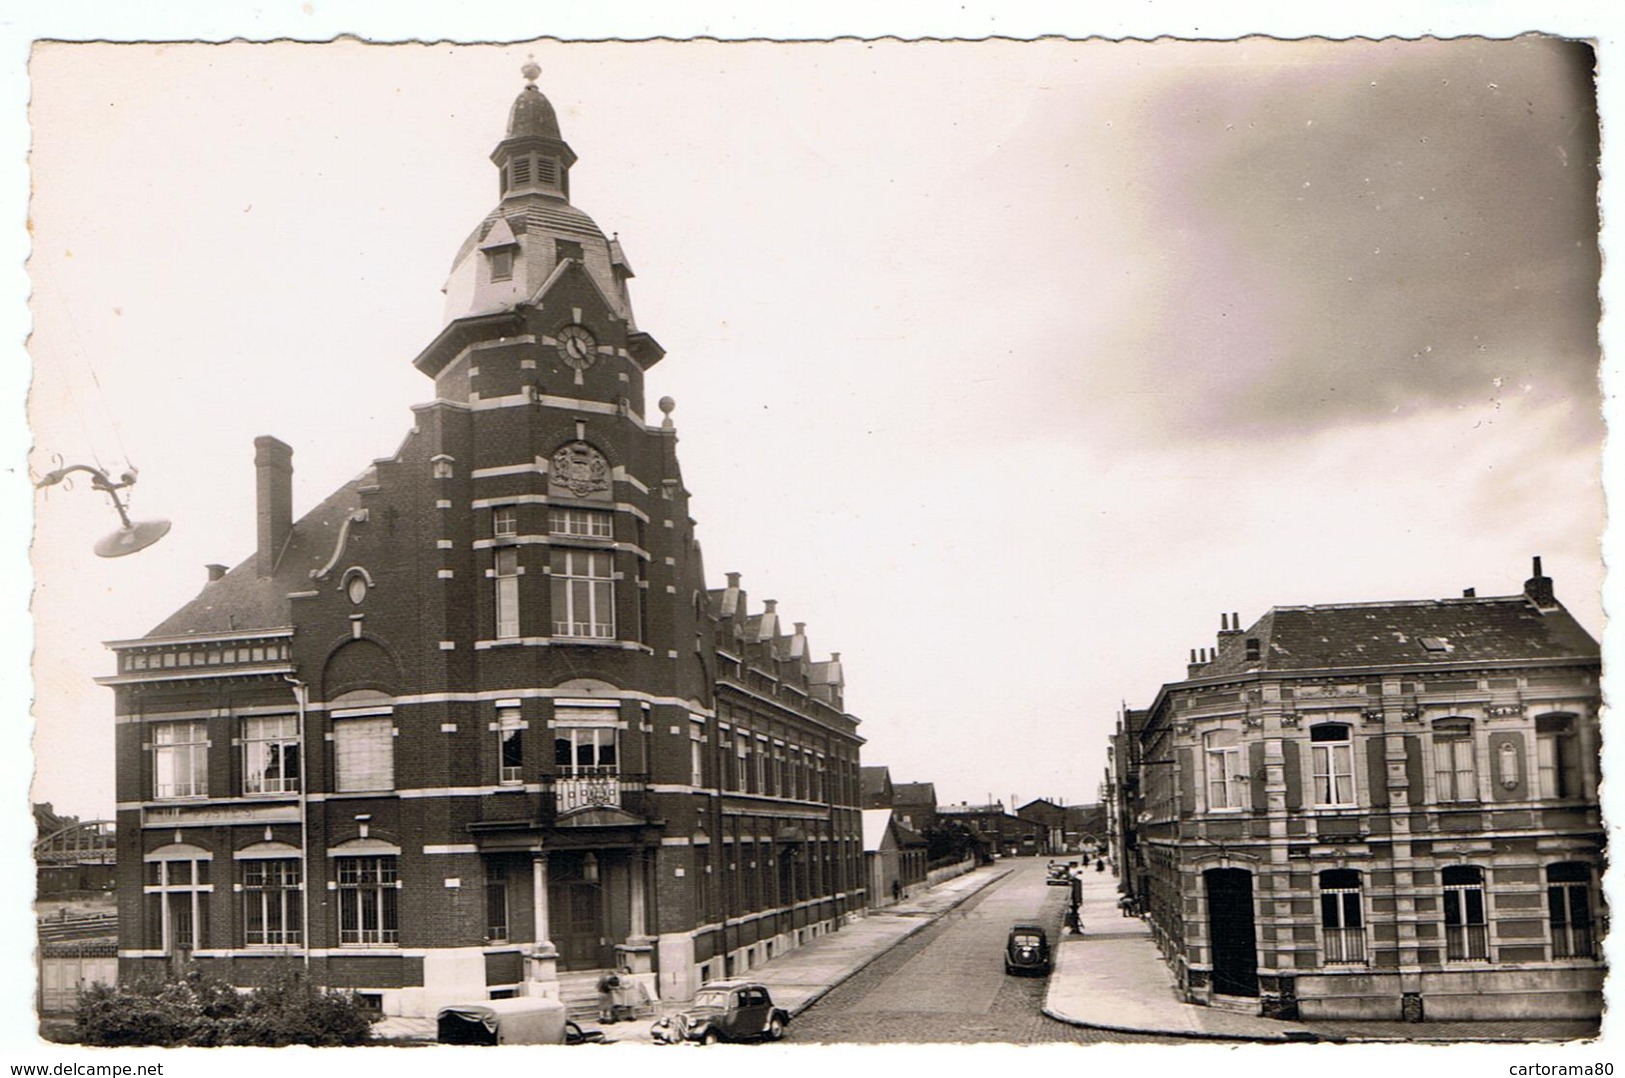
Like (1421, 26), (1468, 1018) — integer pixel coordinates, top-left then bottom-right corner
(334, 717), (394, 792)
(1177, 748), (1195, 818)
(1249, 742), (1267, 814)
(1282, 739), (1303, 810)
(1366, 735), (1390, 807)
(1403, 735), (1426, 804)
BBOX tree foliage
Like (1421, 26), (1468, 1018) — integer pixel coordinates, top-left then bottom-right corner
(924, 821), (985, 865)
(76, 965), (377, 1047)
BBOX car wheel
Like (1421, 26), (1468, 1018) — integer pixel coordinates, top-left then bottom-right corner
(767, 1016), (786, 1040)
(701, 1029), (720, 1045)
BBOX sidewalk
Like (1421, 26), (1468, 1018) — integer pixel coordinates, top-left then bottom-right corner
(1043, 868), (1600, 1044)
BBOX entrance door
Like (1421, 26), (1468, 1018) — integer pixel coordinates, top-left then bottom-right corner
(552, 880), (607, 970)
(1205, 868), (1258, 997)
(168, 899), (195, 975)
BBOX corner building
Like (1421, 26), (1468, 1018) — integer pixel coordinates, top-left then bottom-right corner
(104, 71), (865, 1017)
(1130, 561), (1603, 1022)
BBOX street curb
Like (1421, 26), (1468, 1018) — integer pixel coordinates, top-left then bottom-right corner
(1036, 1002), (1335, 1043)
(785, 867), (1014, 1019)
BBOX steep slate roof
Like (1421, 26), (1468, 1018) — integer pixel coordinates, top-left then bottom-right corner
(892, 782), (936, 806)
(145, 476), (368, 638)
(1201, 594), (1598, 678)
(860, 766), (893, 803)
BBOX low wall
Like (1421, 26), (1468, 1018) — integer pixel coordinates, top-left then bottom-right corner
(926, 858), (976, 888)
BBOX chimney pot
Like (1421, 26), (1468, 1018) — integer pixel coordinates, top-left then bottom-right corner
(726, 572), (741, 587)
(764, 599), (777, 612)
(206, 563), (228, 582)
(1533, 556), (1543, 577)
(1463, 587), (1476, 598)
(794, 622), (806, 635)
(831, 652), (840, 661)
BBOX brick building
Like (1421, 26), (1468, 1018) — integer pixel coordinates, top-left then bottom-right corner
(937, 803), (1045, 859)
(1121, 560), (1602, 1022)
(102, 68), (865, 1018)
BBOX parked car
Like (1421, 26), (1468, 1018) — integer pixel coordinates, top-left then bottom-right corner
(565, 1019), (606, 1044)
(1005, 923), (1052, 975)
(1046, 862), (1072, 885)
(650, 980), (790, 1044)
(437, 997), (571, 1044)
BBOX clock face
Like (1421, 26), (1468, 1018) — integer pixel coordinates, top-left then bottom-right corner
(557, 324), (597, 369)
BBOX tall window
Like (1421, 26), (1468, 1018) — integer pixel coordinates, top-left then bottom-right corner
(690, 725), (706, 788)
(336, 855), (399, 945)
(554, 726), (618, 776)
(243, 715), (300, 795)
(1205, 729), (1243, 810)
(1319, 869), (1366, 964)
(737, 737), (752, 793)
(551, 549), (614, 638)
(1443, 865), (1489, 961)
(1536, 714), (1582, 800)
(497, 707), (524, 786)
(1547, 863), (1595, 959)
(485, 861), (509, 943)
(333, 716), (394, 792)
(153, 721), (208, 799)
(1310, 724), (1355, 806)
(243, 859), (303, 946)
(144, 849), (211, 956)
(494, 547), (521, 639)
(1432, 718), (1478, 802)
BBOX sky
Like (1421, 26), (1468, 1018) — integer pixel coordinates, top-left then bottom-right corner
(18, 35), (1606, 824)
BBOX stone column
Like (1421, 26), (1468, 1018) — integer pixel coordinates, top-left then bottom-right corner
(528, 854), (559, 995)
(617, 848), (656, 976)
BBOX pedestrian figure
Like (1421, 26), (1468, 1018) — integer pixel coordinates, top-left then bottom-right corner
(1066, 903), (1083, 935)
(892, 878), (902, 903)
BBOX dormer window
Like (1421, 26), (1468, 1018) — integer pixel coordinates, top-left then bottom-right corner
(489, 248), (514, 282)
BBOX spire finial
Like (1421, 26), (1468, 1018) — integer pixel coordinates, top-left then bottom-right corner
(521, 58), (541, 86)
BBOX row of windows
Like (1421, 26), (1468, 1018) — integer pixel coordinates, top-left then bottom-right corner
(148, 714), (623, 800)
(1301, 863), (1596, 964)
(146, 855), (398, 951)
(1199, 715), (1584, 812)
(123, 642), (290, 673)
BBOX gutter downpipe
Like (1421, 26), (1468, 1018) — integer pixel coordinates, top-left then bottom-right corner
(285, 674), (312, 971)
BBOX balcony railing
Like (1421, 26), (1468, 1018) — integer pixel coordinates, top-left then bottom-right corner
(555, 770), (622, 813)
(1322, 926), (1366, 965)
(1445, 924), (1489, 961)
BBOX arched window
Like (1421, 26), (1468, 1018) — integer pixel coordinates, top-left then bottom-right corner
(1442, 865), (1488, 960)
(1432, 717), (1477, 803)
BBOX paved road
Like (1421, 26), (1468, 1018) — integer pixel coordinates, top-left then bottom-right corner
(790, 858), (1189, 1044)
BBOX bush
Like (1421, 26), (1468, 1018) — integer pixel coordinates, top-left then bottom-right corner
(77, 965), (377, 1047)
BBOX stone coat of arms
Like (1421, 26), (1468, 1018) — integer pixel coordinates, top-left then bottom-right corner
(550, 441), (610, 498)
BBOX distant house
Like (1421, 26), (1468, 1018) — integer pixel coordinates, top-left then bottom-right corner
(1015, 798), (1066, 854)
(860, 766), (896, 809)
(892, 782), (938, 835)
(938, 802), (1045, 858)
(861, 809), (928, 905)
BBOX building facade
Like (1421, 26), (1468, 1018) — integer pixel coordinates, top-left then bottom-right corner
(937, 803), (1045, 859)
(104, 70), (864, 1018)
(1124, 561), (1603, 1021)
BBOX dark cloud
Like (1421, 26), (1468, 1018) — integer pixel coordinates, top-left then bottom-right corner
(1104, 38), (1600, 445)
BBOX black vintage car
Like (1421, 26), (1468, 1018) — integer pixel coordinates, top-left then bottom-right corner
(650, 980), (790, 1044)
(1005, 923), (1052, 976)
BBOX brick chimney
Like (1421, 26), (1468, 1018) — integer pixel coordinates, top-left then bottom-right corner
(1523, 555), (1556, 609)
(254, 436), (294, 578)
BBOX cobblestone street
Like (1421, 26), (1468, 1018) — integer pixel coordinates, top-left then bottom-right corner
(789, 859), (1187, 1044)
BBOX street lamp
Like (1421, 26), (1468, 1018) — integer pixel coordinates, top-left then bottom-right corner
(35, 462), (170, 557)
